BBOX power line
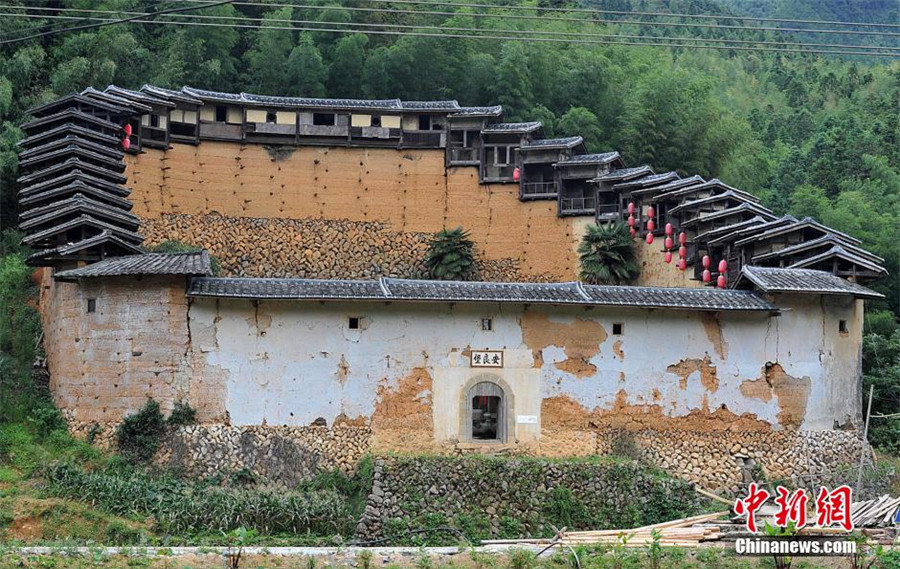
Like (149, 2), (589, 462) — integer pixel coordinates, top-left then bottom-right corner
(4, 5), (898, 52)
(0, 0), (232, 45)
(362, 0), (900, 30)
(169, 0), (900, 39)
(1, 11), (897, 57)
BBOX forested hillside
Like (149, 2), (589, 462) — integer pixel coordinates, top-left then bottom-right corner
(0, 0), (898, 445)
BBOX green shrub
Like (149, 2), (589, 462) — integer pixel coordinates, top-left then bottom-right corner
(424, 227), (475, 281)
(26, 405), (67, 440)
(577, 222), (639, 285)
(167, 401), (197, 426)
(116, 400), (167, 464)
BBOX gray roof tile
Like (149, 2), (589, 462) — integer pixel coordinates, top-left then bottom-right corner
(557, 151), (622, 166)
(186, 277), (776, 311)
(520, 136), (583, 150)
(450, 106), (502, 117)
(592, 165), (654, 182)
(738, 266), (883, 299)
(54, 251), (211, 280)
(482, 121), (543, 134)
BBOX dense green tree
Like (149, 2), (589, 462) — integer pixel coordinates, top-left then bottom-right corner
(577, 223), (639, 285)
(246, 8), (295, 94)
(557, 107), (603, 152)
(285, 35), (327, 97)
(326, 34), (368, 98)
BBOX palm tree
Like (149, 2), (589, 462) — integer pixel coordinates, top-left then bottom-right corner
(425, 227), (475, 280)
(578, 222), (639, 285)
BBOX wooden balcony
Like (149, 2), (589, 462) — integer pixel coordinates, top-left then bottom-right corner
(521, 180), (558, 200)
(448, 147), (479, 165)
(402, 130), (445, 148)
(596, 203), (619, 220)
(483, 164), (516, 183)
(560, 195), (596, 216)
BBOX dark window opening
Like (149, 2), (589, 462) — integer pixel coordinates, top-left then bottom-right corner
(471, 395), (500, 440)
(313, 113), (335, 126)
(348, 316), (360, 330)
(839, 320), (848, 334)
(149, 114), (160, 128)
(370, 115), (381, 127)
(612, 322), (624, 335)
(481, 318), (493, 331)
(170, 122), (197, 137)
(266, 112), (277, 123)
(215, 105), (227, 122)
(418, 115), (430, 130)
(86, 298), (96, 313)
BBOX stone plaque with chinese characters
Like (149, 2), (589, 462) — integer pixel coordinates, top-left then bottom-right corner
(470, 350), (503, 368)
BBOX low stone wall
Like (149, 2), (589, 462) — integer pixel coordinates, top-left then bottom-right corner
(355, 455), (702, 540)
(65, 420), (867, 493)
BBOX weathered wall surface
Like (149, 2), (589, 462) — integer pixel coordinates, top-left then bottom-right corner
(126, 143), (580, 281)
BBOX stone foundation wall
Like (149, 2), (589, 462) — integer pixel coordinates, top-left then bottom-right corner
(66, 420), (867, 495)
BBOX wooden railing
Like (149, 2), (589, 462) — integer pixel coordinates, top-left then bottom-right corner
(596, 203), (619, 217)
(560, 195), (596, 213)
(448, 147), (479, 163)
(402, 131), (445, 147)
(522, 181), (558, 197)
(484, 164), (516, 181)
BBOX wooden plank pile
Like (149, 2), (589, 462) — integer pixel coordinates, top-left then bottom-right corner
(482, 511), (728, 547)
(851, 495), (900, 528)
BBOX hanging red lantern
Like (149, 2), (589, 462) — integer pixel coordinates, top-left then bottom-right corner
(512, 167), (520, 182)
(647, 206), (656, 218)
(678, 258), (687, 271)
(665, 251), (673, 264)
(678, 232), (687, 245)
(678, 245), (687, 258)
(717, 275), (726, 289)
(627, 215), (635, 228)
(702, 255), (711, 269)
(629, 228), (637, 238)
(647, 219), (656, 232)
(664, 236), (674, 250)
(627, 202), (635, 215)
(702, 269), (711, 283)
(121, 137), (131, 151)
(123, 123), (132, 136)
(718, 259), (728, 274)
(665, 223), (674, 236)
(646, 232), (654, 244)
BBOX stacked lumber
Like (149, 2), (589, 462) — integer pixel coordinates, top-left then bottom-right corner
(482, 511), (727, 547)
(851, 495), (900, 528)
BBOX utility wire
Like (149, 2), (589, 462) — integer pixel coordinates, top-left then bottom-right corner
(4, 5), (898, 52)
(0, 0), (232, 45)
(362, 0), (900, 29)
(162, 0), (900, 39)
(1, 11), (897, 57)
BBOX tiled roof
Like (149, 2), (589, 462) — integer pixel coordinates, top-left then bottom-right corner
(27, 231), (144, 263)
(22, 215), (143, 246)
(81, 87), (152, 114)
(788, 246), (888, 275)
(450, 106), (502, 117)
(18, 145), (126, 172)
(26, 93), (133, 117)
(734, 217), (861, 247)
(738, 266), (883, 299)
(693, 216), (766, 243)
(660, 178), (759, 203)
(54, 251), (211, 281)
(104, 85), (176, 108)
(708, 215), (796, 246)
(141, 85), (202, 105)
(187, 277), (776, 312)
(591, 165), (654, 183)
(18, 171), (130, 198)
(613, 171), (679, 190)
(482, 121), (543, 134)
(18, 194), (140, 231)
(18, 135), (124, 161)
(680, 202), (776, 227)
(557, 151), (622, 166)
(633, 175), (706, 198)
(520, 136), (583, 150)
(21, 108), (122, 133)
(752, 234), (884, 264)
(400, 100), (460, 110)
(17, 158), (128, 186)
(668, 190), (757, 216)
(18, 181), (134, 210)
(16, 123), (121, 149)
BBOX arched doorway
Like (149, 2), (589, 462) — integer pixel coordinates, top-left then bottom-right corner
(463, 380), (508, 443)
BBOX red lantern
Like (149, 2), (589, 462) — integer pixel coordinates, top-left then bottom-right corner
(717, 275), (726, 289)
(702, 255), (711, 269)
(123, 123), (132, 136)
(512, 167), (520, 182)
(678, 232), (687, 245)
(627, 215), (635, 228)
(646, 232), (654, 244)
(678, 258), (687, 271)
(702, 269), (711, 283)
(678, 245), (687, 258)
(718, 260), (728, 274)
(627, 202), (635, 215)
(647, 206), (655, 218)
(629, 228), (637, 238)
(665, 251), (673, 264)
(122, 138), (131, 151)
(665, 223), (674, 236)
(664, 236), (674, 250)
(647, 219), (656, 232)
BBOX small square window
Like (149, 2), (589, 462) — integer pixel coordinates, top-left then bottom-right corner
(215, 105), (227, 122)
(348, 317), (360, 330)
(86, 298), (96, 313)
(839, 320), (848, 334)
(481, 318), (493, 331)
(612, 322), (624, 336)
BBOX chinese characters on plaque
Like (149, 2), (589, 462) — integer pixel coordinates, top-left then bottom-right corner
(470, 350), (503, 368)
